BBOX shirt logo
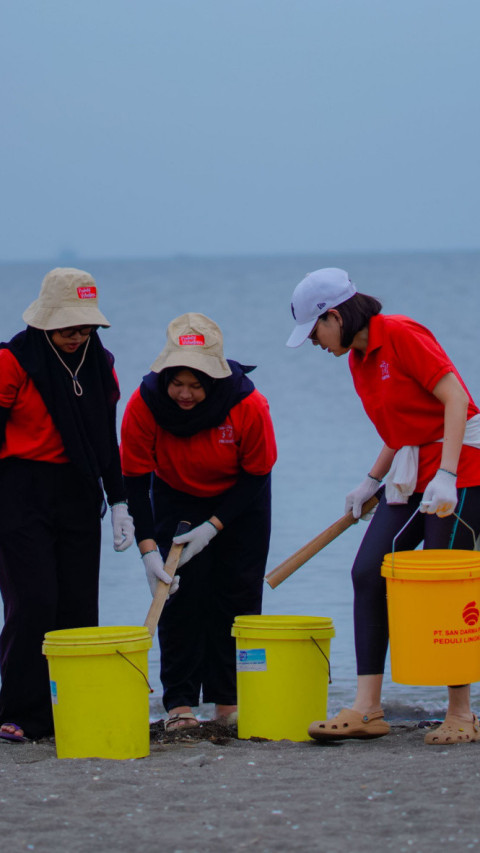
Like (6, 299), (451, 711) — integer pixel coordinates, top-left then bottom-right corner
(77, 286), (97, 300)
(380, 360), (391, 380)
(178, 334), (205, 346)
(218, 424), (234, 444)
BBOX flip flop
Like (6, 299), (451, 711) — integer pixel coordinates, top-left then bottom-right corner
(308, 708), (390, 740)
(0, 723), (27, 743)
(164, 712), (198, 732)
(424, 713), (480, 745)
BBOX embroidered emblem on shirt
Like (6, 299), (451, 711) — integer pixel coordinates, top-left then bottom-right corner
(380, 360), (391, 380)
(218, 425), (234, 444)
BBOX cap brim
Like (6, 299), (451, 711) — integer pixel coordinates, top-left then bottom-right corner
(286, 318), (317, 348)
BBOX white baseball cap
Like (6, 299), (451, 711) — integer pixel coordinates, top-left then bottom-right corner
(286, 267), (357, 348)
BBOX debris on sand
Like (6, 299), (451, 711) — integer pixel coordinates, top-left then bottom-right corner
(150, 718), (240, 746)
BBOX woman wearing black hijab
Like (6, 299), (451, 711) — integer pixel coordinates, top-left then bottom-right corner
(121, 313), (277, 731)
(0, 268), (134, 742)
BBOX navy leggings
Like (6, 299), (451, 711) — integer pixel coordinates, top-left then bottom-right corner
(352, 486), (480, 675)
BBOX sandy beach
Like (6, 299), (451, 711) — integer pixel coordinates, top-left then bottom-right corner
(1, 720), (479, 853)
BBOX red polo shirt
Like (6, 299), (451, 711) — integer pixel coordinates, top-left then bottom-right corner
(0, 348), (121, 465)
(121, 387), (277, 497)
(0, 348), (69, 462)
(348, 314), (480, 491)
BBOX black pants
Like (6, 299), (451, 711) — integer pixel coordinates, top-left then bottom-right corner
(0, 459), (101, 738)
(352, 486), (480, 675)
(152, 477), (272, 710)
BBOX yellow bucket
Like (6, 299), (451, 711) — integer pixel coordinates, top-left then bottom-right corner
(381, 549), (480, 685)
(231, 615), (335, 741)
(42, 625), (152, 759)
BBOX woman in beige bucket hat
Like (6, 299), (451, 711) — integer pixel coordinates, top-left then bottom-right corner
(0, 267), (134, 743)
(121, 313), (277, 731)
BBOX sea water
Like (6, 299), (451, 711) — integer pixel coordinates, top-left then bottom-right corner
(1, 251), (480, 721)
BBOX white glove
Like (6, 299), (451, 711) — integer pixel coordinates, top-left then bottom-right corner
(345, 475), (381, 520)
(420, 469), (458, 517)
(111, 503), (135, 551)
(141, 550), (180, 597)
(174, 521), (218, 567)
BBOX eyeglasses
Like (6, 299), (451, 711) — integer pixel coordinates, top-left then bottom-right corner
(308, 322), (318, 340)
(56, 326), (97, 338)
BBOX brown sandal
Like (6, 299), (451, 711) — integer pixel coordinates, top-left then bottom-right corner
(424, 713), (480, 745)
(308, 708), (390, 740)
(164, 712), (198, 732)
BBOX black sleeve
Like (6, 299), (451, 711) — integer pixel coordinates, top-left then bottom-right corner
(124, 473), (155, 543)
(212, 471), (271, 528)
(0, 405), (9, 449)
(101, 404), (127, 506)
(102, 440), (128, 506)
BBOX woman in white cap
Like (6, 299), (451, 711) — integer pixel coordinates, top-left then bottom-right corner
(287, 268), (480, 745)
(121, 313), (277, 731)
(0, 268), (134, 743)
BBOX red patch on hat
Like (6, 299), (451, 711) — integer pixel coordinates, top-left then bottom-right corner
(178, 334), (205, 346)
(77, 286), (97, 300)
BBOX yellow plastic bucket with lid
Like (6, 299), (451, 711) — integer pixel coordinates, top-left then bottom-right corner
(381, 549), (480, 685)
(42, 625), (152, 759)
(231, 614), (335, 741)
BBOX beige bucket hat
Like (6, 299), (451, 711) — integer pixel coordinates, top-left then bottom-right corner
(151, 313), (232, 379)
(22, 267), (111, 330)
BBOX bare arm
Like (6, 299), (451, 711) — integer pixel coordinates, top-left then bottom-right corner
(431, 372), (468, 474)
(138, 538), (158, 555)
(369, 444), (397, 481)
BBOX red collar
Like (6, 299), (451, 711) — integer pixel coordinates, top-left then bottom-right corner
(364, 314), (386, 356)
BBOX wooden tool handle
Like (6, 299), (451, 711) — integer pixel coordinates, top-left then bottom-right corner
(144, 520), (191, 636)
(265, 495), (379, 589)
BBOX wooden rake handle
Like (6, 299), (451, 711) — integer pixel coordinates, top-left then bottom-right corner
(264, 495), (379, 590)
(144, 520), (191, 636)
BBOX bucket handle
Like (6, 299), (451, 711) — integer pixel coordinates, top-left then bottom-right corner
(116, 650), (154, 693)
(391, 507), (477, 576)
(310, 636), (332, 683)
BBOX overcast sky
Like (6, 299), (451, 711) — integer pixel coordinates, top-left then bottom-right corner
(1, 0), (479, 261)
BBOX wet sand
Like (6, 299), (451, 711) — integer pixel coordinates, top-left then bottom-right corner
(1, 720), (479, 853)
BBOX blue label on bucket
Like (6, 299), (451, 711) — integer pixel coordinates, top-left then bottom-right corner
(50, 680), (58, 705)
(236, 648), (267, 671)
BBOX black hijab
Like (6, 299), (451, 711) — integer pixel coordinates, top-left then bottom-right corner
(140, 360), (255, 437)
(1, 327), (120, 495)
